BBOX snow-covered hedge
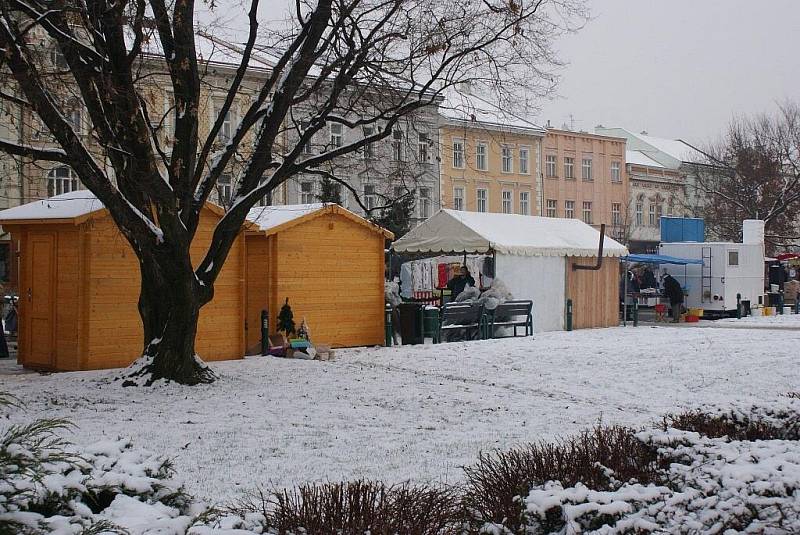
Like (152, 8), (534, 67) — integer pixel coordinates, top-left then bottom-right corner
(4, 393), (800, 534)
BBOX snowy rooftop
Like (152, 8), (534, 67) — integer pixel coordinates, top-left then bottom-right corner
(626, 150), (665, 168)
(246, 203), (327, 231)
(637, 134), (704, 163)
(393, 209), (627, 257)
(439, 88), (545, 135)
(0, 190), (105, 221)
(245, 203), (392, 237)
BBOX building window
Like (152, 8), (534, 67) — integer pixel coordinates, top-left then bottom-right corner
(564, 200), (575, 219)
(649, 203), (656, 226)
(611, 161), (621, 183)
(419, 187), (431, 219)
(47, 166), (79, 197)
(476, 188), (487, 212)
(501, 146), (513, 173)
(656, 203), (663, 227)
(298, 180), (315, 204)
(476, 142), (487, 170)
(636, 201), (643, 226)
(218, 173), (233, 205)
(67, 106), (82, 134)
(329, 123), (343, 148)
(612, 202), (621, 225)
(545, 154), (557, 178)
(519, 192), (530, 215)
(501, 190), (512, 214)
(364, 184), (377, 210)
(300, 120), (312, 154)
(452, 138), (465, 169)
(418, 132), (430, 163)
(519, 147), (530, 175)
(392, 129), (403, 161)
(728, 250), (739, 266)
(50, 46), (68, 69)
(564, 157), (575, 179)
(546, 199), (557, 218)
(581, 158), (593, 181)
(582, 201), (593, 224)
(214, 102), (234, 144)
(362, 125), (374, 159)
(453, 187), (464, 211)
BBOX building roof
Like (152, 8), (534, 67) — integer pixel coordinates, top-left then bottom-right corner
(439, 88), (546, 136)
(392, 209), (627, 257)
(246, 203), (394, 239)
(635, 133), (705, 163)
(626, 150), (665, 168)
(0, 190), (105, 222)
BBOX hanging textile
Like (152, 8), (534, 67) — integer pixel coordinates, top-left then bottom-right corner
(437, 264), (449, 289)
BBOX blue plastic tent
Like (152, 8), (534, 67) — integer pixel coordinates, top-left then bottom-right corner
(621, 254), (703, 266)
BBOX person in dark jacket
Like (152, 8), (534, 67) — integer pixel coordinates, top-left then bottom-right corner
(662, 273), (684, 322)
(447, 266), (475, 299)
(641, 267), (658, 289)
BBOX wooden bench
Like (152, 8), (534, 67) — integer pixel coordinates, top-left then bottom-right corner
(488, 300), (533, 338)
(439, 302), (485, 342)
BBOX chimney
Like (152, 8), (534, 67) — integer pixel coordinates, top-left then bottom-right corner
(742, 219), (764, 245)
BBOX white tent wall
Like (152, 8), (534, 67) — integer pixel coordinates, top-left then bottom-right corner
(497, 253), (565, 332)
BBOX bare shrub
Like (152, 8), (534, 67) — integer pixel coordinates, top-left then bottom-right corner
(461, 425), (662, 532)
(233, 480), (463, 535)
(664, 408), (800, 441)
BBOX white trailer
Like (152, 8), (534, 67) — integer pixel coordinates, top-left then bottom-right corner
(658, 220), (765, 315)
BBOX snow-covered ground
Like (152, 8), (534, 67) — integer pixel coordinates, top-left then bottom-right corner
(3, 324), (799, 502)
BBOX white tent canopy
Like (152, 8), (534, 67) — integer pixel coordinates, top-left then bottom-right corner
(392, 210), (628, 257)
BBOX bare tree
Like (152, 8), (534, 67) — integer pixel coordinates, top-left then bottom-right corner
(0, 0), (585, 385)
(694, 102), (800, 251)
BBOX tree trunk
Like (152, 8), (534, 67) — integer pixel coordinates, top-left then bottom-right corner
(123, 252), (216, 386)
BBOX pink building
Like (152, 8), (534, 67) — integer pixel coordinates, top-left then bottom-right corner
(540, 129), (628, 240)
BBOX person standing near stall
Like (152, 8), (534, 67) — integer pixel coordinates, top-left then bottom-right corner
(447, 265), (475, 300)
(662, 273), (684, 323)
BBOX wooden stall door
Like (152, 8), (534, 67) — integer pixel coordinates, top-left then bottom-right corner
(26, 233), (56, 368)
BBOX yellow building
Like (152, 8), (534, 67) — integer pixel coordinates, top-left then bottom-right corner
(438, 91), (546, 216)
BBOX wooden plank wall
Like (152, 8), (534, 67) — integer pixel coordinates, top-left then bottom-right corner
(82, 209), (245, 370)
(248, 213), (385, 348)
(244, 234), (269, 352)
(565, 256), (619, 329)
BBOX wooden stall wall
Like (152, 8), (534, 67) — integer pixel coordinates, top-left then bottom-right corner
(83, 210), (246, 370)
(262, 213), (385, 348)
(244, 233), (269, 352)
(566, 256), (619, 329)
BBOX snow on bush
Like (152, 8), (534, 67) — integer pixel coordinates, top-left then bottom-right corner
(489, 399), (800, 534)
(0, 391), (210, 534)
(5, 389), (800, 534)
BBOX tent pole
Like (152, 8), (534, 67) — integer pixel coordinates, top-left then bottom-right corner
(623, 259), (628, 327)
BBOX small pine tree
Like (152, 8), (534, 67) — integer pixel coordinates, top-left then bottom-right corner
(373, 193), (416, 239)
(277, 298), (296, 336)
(317, 177), (343, 205)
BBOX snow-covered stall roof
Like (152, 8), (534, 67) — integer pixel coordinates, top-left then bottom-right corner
(246, 203), (394, 238)
(0, 190), (233, 226)
(0, 190), (105, 222)
(392, 210), (628, 257)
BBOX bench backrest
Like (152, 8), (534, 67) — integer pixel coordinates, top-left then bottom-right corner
(493, 300), (533, 317)
(441, 302), (483, 324)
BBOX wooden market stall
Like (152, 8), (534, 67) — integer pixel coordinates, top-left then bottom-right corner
(0, 191), (248, 371)
(391, 210), (628, 332)
(245, 203), (393, 350)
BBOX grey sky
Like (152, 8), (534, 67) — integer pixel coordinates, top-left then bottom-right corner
(536, 0), (800, 144)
